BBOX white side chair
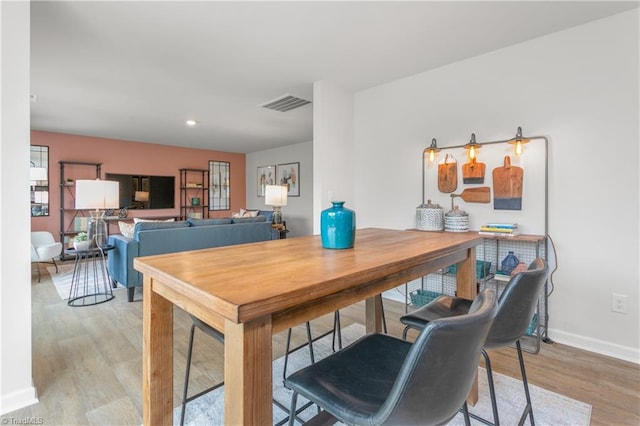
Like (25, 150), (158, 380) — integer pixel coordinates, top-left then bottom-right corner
(31, 231), (63, 282)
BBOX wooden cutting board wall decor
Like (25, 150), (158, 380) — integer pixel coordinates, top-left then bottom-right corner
(450, 187), (491, 209)
(437, 154), (457, 193)
(492, 155), (523, 210)
(462, 157), (486, 184)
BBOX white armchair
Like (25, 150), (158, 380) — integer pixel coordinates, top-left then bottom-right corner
(31, 231), (63, 282)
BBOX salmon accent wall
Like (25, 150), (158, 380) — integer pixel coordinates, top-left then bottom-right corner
(30, 131), (246, 239)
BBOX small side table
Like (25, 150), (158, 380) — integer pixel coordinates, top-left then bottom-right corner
(65, 244), (116, 307)
(272, 222), (289, 239)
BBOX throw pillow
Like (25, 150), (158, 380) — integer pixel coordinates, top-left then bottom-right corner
(132, 220), (189, 239)
(239, 208), (259, 218)
(258, 210), (274, 222)
(118, 221), (135, 238)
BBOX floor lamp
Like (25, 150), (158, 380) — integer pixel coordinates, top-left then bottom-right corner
(75, 179), (119, 248)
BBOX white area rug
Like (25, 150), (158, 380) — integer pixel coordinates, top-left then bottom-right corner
(47, 264), (124, 300)
(174, 323), (592, 426)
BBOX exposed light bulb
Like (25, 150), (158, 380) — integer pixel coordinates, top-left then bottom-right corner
(464, 133), (479, 161)
(429, 149), (435, 162)
(515, 140), (523, 156)
(468, 145), (476, 160)
(509, 126), (528, 157)
(186, 120), (197, 126)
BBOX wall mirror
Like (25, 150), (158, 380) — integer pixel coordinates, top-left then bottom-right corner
(209, 161), (230, 210)
(30, 145), (49, 216)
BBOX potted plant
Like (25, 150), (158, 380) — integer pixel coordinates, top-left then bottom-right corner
(73, 232), (90, 251)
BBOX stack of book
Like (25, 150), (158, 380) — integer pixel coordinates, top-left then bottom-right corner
(493, 271), (512, 282)
(478, 223), (520, 237)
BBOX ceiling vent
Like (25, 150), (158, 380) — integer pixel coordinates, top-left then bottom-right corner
(260, 94), (311, 112)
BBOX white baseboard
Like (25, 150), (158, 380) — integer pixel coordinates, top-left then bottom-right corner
(545, 328), (639, 364)
(1, 384), (38, 416)
(382, 291), (640, 365)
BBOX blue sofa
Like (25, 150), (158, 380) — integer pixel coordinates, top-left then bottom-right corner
(108, 216), (275, 302)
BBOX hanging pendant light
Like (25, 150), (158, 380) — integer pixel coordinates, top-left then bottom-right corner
(425, 138), (441, 163)
(508, 126), (530, 157)
(463, 133), (481, 160)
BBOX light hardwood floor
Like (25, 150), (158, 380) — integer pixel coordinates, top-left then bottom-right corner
(2, 266), (638, 425)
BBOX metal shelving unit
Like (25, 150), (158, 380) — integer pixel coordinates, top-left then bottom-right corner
(59, 161), (102, 260)
(179, 168), (209, 220)
(406, 234), (548, 353)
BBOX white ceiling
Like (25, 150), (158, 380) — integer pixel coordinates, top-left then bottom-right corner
(30, 1), (638, 154)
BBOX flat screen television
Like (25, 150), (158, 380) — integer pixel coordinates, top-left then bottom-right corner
(105, 173), (175, 209)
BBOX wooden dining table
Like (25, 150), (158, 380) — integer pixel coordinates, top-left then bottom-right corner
(135, 227), (483, 425)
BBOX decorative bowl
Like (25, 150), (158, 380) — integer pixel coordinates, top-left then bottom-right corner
(73, 240), (90, 251)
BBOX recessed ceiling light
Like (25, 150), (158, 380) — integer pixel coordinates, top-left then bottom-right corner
(185, 120), (197, 126)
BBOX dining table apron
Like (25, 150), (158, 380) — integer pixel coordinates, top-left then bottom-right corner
(135, 228), (483, 426)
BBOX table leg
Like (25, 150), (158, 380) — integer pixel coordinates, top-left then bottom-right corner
(143, 277), (173, 426)
(455, 246), (477, 301)
(365, 295), (383, 333)
(224, 316), (273, 426)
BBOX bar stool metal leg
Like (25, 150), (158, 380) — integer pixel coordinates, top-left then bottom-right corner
(379, 296), (388, 334)
(180, 320), (225, 426)
(482, 349), (500, 426)
(283, 322), (314, 382)
(283, 312), (344, 382)
(180, 323), (197, 426)
(516, 340), (535, 426)
(332, 311), (342, 352)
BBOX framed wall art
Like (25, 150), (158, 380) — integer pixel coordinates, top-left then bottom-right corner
(257, 165), (276, 197)
(277, 162), (300, 197)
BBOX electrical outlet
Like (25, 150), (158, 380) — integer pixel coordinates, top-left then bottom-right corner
(611, 293), (628, 314)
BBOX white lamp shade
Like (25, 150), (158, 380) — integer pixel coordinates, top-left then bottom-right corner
(34, 191), (48, 203)
(30, 167), (47, 182)
(265, 185), (287, 207)
(75, 180), (119, 210)
(135, 191), (149, 202)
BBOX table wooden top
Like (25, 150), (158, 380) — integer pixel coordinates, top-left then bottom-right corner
(134, 228), (482, 324)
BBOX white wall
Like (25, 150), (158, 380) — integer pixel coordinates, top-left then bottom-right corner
(352, 11), (639, 362)
(312, 81), (355, 234)
(1, 1), (39, 414)
(246, 141), (313, 237)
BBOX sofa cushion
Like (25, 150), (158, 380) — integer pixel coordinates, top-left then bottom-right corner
(258, 210), (274, 222)
(232, 208), (260, 218)
(187, 218), (233, 226)
(133, 217), (175, 223)
(232, 216), (267, 224)
(118, 221), (135, 238)
(133, 220), (189, 239)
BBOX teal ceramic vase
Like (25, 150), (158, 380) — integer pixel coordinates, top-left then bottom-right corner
(321, 201), (355, 249)
(501, 251), (520, 275)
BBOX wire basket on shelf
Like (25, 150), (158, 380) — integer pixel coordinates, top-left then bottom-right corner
(526, 313), (538, 336)
(446, 260), (492, 279)
(409, 289), (442, 307)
